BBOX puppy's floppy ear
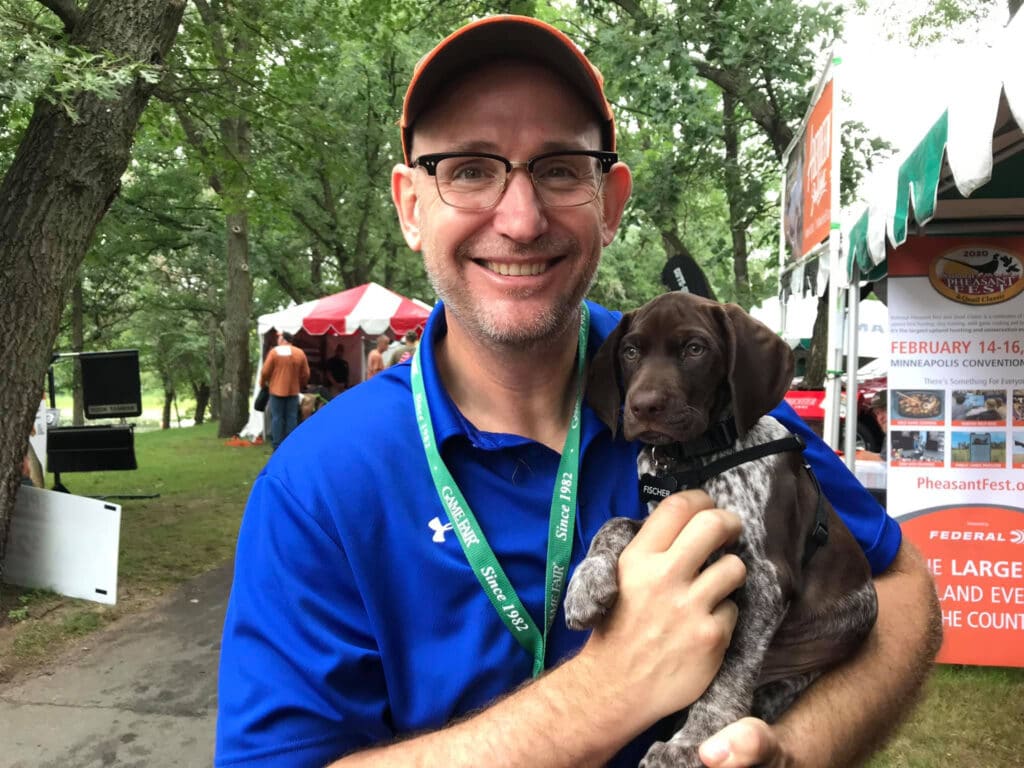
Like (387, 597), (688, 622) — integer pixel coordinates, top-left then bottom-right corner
(716, 303), (795, 436)
(586, 312), (633, 437)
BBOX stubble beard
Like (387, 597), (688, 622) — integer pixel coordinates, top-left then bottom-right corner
(425, 237), (597, 351)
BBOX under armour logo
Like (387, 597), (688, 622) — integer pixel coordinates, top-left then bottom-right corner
(428, 516), (454, 543)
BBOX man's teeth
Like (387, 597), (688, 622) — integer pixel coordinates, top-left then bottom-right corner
(484, 261), (548, 276)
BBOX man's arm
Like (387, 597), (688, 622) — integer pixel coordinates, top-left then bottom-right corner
(698, 538), (942, 768)
(259, 351), (273, 388)
(330, 494), (746, 768)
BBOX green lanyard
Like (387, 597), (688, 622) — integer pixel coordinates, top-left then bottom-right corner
(410, 304), (589, 678)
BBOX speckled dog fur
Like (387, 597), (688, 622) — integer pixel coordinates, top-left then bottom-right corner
(565, 293), (878, 768)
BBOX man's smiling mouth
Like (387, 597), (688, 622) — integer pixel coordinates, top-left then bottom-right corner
(480, 260), (550, 277)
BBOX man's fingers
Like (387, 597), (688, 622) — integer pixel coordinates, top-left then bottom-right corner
(666, 507), (742, 575)
(629, 490), (715, 553)
(692, 554), (746, 609)
(698, 717), (780, 768)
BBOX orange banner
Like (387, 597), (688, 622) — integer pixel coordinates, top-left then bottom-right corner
(800, 79), (833, 257)
(901, 505), (1024, 667)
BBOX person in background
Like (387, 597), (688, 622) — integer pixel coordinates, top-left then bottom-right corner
(259, 331), (309, 449)
(365, 335), (389, 379)
(325, 345), (350, 397)
(218, 16), (941, 768)
(869, 391), (888, 435)
(21, 432), (44, 488)
(388, 330), (420, 367)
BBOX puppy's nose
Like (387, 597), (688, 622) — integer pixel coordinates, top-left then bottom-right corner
(629, 391), (667, 422)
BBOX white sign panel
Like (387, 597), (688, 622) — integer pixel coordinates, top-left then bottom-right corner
(4, 487), (121, 605)
(886, 236), (1024, 667)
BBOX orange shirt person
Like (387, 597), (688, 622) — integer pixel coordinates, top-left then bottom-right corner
(260, 331), (310, 449)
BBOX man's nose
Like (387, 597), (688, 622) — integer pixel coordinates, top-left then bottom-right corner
(491, 168), (548, 242)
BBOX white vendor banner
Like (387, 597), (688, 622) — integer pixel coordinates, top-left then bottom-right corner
(886, 235), (1024, 667)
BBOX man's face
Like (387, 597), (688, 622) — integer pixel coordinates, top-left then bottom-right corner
(396, 61), (629, 348)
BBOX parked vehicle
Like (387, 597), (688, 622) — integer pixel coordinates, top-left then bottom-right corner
(786, 360), (888, 453)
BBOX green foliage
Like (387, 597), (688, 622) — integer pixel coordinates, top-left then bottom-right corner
(0, 2), (160, 125)
(4, 589), (51, 622)
(903, 0), (1004, 46)
(37, 0), (888, 410)
(561, 0), (844, 306)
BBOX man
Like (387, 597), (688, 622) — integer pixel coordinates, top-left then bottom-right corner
(259, 331), (309, 450)
(365, 334), (389, 379)
(218, 16), (941, 768)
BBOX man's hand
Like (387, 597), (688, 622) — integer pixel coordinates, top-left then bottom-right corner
(699, 718), (780, 767)
(579, 490), (747, 727)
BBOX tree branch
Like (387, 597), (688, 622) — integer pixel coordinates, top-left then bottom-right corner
(191, 0), (229, 67)
(35, 0), (81, 34)
(689, 58), (793, 159)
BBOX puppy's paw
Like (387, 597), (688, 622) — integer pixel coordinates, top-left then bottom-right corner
(639, 740), (702, 768)
(563, 554), (619, 630)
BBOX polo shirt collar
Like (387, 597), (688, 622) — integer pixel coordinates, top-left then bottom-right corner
(417, 300), (624, 452)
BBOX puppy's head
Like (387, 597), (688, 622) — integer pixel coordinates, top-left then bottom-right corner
(587, 293), (794, 443)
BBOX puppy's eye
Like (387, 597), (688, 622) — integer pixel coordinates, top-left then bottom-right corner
(622, 345), (640, 361)
(683, 342), (707, 356)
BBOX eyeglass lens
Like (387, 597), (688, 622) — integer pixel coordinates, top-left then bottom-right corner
(433, 155), (603, 209)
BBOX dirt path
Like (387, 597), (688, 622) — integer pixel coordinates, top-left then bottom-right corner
(0, 562), (231, 767)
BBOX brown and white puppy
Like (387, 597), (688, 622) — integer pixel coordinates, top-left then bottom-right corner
(565, 292), (877, 768)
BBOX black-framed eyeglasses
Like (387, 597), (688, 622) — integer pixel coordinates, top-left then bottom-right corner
(410, 150), (617, 210)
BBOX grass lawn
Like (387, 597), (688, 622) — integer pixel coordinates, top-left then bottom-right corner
(868, 665), (1024, 767)
(1, 421), (268, 677)
(3, 423), (1024, 765)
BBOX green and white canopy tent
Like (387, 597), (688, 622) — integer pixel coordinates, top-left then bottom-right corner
(844, 11), (1024, 283)
(833, 11), (1024, 462)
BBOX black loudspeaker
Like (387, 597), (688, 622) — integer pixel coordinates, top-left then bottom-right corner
(80, 350), (142, 419)
(47, 425), (138, 473)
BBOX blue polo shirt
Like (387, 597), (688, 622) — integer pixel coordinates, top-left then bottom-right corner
(216, 300), (901, 767)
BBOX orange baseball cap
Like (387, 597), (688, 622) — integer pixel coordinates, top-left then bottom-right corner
(400, 15), (616, 164)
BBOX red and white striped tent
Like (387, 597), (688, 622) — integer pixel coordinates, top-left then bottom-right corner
(241, 283), (432, 440)
(256, 282), (431, 339)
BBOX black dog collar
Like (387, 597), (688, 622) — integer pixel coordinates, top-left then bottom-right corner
(676, 418), (739, 459)
(638, 432), (830, 567)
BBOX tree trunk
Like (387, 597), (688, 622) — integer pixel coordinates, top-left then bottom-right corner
(722, 93), (753, 309)
(71, 276), (85, 425)
(310, 244), (324, 295)
(218, 204), (253, 437)
(178, 6), (255, 439)
(0, 0), (185, 572)
(162, 378), (174, 430)
(193, 381), (210, 425)
(206, 278), (221, 421)
(802, 294), (830, 389)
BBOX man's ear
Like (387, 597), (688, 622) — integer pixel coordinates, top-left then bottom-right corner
(600, 163), (632, 246)
(392, 163), (422, 251)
